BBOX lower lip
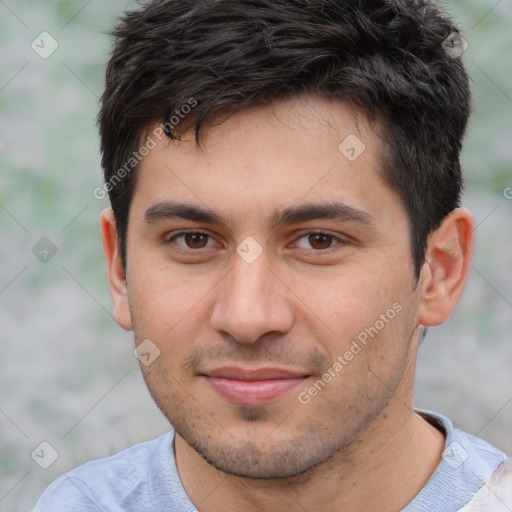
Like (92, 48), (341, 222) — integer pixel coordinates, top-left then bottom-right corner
(204, 376), (307, 406)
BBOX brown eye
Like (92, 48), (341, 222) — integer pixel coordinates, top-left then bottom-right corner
(183, 232), (209, 248)
(308, 233), (333, 249)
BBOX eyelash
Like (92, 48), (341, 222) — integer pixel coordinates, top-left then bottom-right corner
(166, 230), (345, 253)
(166, 231), (217, 251)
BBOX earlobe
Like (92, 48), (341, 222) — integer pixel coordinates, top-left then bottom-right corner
(99, 208), (133, 331)
(417, 208), (474, 327)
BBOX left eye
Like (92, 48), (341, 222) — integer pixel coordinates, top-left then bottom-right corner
(168, 231), (214, 249)
(294, 232), (341, 250)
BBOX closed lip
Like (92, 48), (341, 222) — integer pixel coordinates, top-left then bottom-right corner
(200, 366), (311, 406)
(200, 367), (310, 380)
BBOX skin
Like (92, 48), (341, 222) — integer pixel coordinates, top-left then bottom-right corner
(101, 95), (474, 511)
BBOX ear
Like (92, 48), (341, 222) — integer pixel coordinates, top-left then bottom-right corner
(417, 208), (474, 327)
(100, 208), (133, 331)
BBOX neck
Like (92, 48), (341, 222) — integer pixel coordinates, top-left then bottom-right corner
(174, 402), (444, 512)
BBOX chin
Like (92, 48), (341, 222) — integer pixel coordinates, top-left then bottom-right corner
(174, 418), (342, 480)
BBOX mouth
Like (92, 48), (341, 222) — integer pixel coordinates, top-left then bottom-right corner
(199, 367), (310, 406)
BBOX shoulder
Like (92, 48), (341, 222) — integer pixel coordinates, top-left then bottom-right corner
(405, 410), (509, 511)
(459, 457), (512, 511)
(31, 432), (174, 512)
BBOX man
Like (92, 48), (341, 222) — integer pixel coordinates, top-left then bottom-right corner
(32, 0), (511, 510)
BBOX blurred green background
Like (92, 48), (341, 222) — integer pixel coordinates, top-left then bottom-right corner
(0, 0), (511, 509)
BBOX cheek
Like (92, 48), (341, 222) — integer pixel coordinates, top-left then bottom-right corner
(293, 266), (399, 343)
(129, 261), (210, 329)
(306, 274), (415, 390)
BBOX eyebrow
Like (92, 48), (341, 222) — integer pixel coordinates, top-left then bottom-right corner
(145, 201), (224, 224)
(144, 200), (375, 227)
(271, 201), (375, 226)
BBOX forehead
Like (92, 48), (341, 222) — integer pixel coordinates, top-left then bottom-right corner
(131, 95), (401, 228)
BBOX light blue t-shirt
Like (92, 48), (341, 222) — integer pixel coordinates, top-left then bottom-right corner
(31, 411), (511, 511)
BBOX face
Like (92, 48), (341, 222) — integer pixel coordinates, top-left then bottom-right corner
(120, 95), (421, 478)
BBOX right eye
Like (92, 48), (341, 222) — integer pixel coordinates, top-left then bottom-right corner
(166, 231), (216, 250)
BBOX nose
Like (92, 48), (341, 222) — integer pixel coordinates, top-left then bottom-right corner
(209, 250), (294, 344)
